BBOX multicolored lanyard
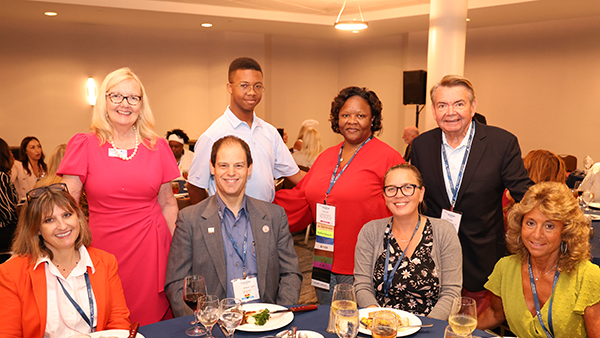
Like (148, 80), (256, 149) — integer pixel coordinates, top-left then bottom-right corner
(528, 256), (560, 338)
(56, 271), (95, 332)
(325, 135), (373, 204)
(382, 215), (421, 297)
(441, 121), (475, 210)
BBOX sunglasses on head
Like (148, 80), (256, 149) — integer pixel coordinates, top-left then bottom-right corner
(26, 183), (69, 202)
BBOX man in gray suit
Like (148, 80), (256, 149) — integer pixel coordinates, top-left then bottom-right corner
(165, 135), (302, 317)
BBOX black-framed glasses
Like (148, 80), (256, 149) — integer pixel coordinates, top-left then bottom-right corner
(231, 82), (265, 93)
(383, 184), (421, 198)
(26, 183), (69, 202)
(106, 92), (142, 106)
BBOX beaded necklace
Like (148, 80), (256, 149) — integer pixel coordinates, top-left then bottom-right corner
(109, 125), (139, 161)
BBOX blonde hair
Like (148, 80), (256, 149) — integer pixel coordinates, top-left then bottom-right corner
(298, 128), (322, 164)
(11, 188), (92, 263)
(91, 67), (159, 148)
(296, 119), (319, 141)
(506, 182), (591, 274)
(35, 144), (66, 188)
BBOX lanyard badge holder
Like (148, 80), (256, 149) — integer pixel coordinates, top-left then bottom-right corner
(223, 221), (260, 302)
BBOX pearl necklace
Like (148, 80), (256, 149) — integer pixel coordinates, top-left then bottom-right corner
(109, 125), (140, 161)
(534, 264), (557, 281)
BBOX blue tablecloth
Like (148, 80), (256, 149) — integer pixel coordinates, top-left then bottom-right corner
(139, 305), (490, 338)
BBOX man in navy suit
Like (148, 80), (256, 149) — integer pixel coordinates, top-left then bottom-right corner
(410, 75), (532, 312)
(165, 136), (302, 317)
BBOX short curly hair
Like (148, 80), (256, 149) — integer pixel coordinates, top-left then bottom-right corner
(329, 86), (383, 135)
(506, 182), (591, 274)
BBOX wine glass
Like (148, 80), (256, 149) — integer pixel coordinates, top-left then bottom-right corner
(448, 297), (477, 337)
(219, 298), (244, 338)
(198, 295), (220, 338)
(327, 284), (357, 333)
(444, 325), (471, 338)
(335, 308), (359, 338)
(371, 311), (397, 338)
(183, 275), (207, 336)
(582, 190), (595, 211)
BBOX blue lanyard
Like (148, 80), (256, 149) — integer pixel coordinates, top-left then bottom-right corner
(441, 121), (475, 210)
(528, 256), (560, 338)
(222, 218), (249, 278)
(325, 135), (373, 204)
(382, 215), (421, 297)
(56, 271), (95, 332)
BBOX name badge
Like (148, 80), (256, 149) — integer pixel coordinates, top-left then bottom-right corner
(108, 148), (127, 158)
(441, 208), (463, 233)
(232, 276), (260, 303)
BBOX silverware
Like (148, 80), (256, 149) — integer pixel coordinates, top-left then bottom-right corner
(127, 322), (140, 338)
(291, 326), (297, 338)
(258, 329), (290, 338)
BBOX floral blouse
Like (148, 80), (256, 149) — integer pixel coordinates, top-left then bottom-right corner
(373, 219), (440, 316)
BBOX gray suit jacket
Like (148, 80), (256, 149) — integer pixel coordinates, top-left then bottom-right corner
(165, 195), (302, 317)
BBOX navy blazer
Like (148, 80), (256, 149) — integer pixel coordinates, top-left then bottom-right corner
(411, 120), (532, 291)
(165, 195), (302, 317)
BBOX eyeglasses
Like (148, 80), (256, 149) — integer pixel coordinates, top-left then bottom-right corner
(26, 183), (69, 202)
(383, 184), (421, 198)
(231, 83), (265, 93)
(106, 92), (142, 106)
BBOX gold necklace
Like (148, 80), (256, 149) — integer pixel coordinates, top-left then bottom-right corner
(534, 264), (557, 281)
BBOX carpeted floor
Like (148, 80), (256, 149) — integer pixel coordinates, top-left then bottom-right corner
(292, 228), (318, 305)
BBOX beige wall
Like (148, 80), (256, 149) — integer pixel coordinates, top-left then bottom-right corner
(1, 14), (599, 168)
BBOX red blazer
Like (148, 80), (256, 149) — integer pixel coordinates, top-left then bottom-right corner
(0, 247), (130, 337)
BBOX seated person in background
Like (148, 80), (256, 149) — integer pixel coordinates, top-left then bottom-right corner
(579, 162), (600, 202)
(291, 119), (319, 153)
(165, 136), (302, 317)
(478, 182), (600, 337)
(354, 164), (462, 320)
(292, 127), (322, 169)
(402, 126), (419, 162)
(11, 136), (48, 201)
(277, 128), (289, 146)
(504, 149), (567, 213)
(167, 129), (194, 181)
(0, 183), (130, 337)
(0, 138), (19, 263)
(34, 144), (66, 188)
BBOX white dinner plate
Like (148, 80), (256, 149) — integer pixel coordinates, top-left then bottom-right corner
(89, 329), (145, 338)
(278, 330), (324, 338)
(588, 202), (600, 210)
(237, 303), (294, 332)
(358, 308), (422, 337)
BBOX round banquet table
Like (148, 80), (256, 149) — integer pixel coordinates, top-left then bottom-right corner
(138, 305), (491, 338)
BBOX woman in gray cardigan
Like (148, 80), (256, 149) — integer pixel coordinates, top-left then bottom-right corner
(354, 164), (462, 320)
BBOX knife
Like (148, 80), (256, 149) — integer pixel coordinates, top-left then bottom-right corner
(127, 322), (140, 338)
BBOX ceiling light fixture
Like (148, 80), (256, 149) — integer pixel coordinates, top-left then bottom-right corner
(44, 11), (57, 17)
(201, 23), (213, 28)
(334, 0), (368, 31)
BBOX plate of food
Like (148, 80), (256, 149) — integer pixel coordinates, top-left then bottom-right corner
(89, 329), (145, 338)
(358, 308), (422, 337)
(237, 303), (294, 332)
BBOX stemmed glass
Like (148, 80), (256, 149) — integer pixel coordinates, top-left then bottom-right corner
(335, 308), (359, 338)
(327, 284), (357, 333)
(198, 295), (220, 338)
(370, 311), (397, 338)
(444, 325), (470, 338)
(183, 275), (207, 336)
(219, 298), (244, 338)
(448, 297), (477, 337)
(582, 190), (595, 211)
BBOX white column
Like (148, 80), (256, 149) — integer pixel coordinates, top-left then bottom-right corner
(423, 0), (468, 131)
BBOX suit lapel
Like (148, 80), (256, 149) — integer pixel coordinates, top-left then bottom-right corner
(30, 264), (48, 337)
(455, 121), (487, 206)
(247, 198), (271, 300)
(201, 197), (228, 294)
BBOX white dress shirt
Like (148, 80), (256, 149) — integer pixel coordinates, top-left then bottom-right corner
(440, 122), (474, 205)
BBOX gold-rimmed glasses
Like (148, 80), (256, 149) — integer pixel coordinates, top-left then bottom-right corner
(230, 82), (265, 94)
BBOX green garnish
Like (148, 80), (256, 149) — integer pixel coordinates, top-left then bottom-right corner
(252, 309), (271, 326)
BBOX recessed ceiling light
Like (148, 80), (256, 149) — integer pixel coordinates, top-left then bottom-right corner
(466, 18), (471, 22)
(352, 30), (360, 33)
(44, 11), (57, 17)
(201, 23), (213, 28)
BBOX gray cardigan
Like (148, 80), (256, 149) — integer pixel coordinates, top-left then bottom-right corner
(353, 216), (462, 320)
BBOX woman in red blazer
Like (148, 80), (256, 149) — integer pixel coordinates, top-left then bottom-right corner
(0, 183), (130, 337)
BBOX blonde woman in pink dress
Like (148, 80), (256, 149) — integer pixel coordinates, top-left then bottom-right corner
(59, 67), (180, 325)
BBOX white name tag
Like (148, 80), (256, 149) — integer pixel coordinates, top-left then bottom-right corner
(108, 148), (127, 158)
(441, 208), (463, 233)
(232, 276), (260, 303)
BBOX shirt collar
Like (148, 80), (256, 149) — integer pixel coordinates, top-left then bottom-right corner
(216, 193), (248, 220)
(442, 120), (474, 150)
(34, 246), (96, 275)
(224, 106), (261, 130)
